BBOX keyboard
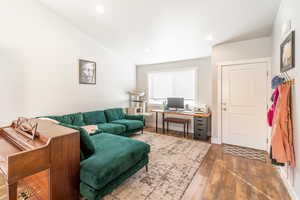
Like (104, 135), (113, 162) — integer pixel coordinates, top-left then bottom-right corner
(165, 110), (193, 113)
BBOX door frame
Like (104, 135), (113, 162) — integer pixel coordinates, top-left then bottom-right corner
(216, 57), (272, 150)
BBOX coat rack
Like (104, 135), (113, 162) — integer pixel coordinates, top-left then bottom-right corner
(279, 71), (295, 84)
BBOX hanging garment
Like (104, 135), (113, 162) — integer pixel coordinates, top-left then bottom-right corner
(267, 88), (279, 126)
(271, 83), (296, 167)
(271, 76), (285, 89)
(270, 147), (285, 166)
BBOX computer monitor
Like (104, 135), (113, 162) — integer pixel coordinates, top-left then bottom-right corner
(167, 97), (184, 110)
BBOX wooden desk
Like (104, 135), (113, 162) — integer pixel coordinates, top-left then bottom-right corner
(151, 110), (211, 138)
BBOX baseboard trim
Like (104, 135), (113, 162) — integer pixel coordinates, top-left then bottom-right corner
(278, 167), (298, 200)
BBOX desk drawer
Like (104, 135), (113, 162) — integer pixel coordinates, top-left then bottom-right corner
(194, 130), (208, 140)
(195, 125), (207, 133)
(194, 128), (207, 134)
(194, 117), (208, 123)
(194, 121), (207, 128)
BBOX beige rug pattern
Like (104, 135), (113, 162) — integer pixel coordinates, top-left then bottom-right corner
(104, 132), (211, 200)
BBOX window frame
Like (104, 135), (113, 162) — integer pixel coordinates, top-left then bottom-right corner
(147, 67), (199, 106)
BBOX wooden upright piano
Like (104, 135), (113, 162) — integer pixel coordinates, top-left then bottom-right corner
(0, 119), (80, 200)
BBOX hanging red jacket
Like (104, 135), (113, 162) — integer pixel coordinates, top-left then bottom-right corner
(267, 88), (279, 126)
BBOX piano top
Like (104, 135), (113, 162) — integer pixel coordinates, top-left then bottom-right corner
(35, 119), (79, 138)
(0, 119), (79, 177)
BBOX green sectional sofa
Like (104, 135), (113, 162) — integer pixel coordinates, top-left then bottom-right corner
(43, 108), (149, 200)
(46, 108), (144, 136)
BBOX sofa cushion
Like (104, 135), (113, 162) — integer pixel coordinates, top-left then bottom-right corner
(72, 113), (86, 126)
(124, 114), (144, 122)
(104, 108), (125, 122)
(47, 113), (85, 126)
(59, 123), (95, 159)
(83, 111), (107, 125)
(111, 119), (144, 131)
(97, 123), (126, 135)
(80, 133), (150, 190)
(49, 115), (72, 124)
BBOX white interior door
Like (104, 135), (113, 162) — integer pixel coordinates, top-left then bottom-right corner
(221, 62), (268, 150)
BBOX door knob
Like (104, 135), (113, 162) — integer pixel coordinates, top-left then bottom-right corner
(222, 108), (227, 111)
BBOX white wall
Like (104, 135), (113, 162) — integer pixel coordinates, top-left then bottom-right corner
(136, 57), (211, 132)
(0, 0), (135, 125)
(0, 53), (27, 124)
(211, 37), (272, 139)
(272, 0), (300, 198)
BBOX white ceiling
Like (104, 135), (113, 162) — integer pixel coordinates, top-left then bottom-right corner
(38, 0), (281, 65)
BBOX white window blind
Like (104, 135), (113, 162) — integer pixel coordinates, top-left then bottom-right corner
(148, 70), (196, 105)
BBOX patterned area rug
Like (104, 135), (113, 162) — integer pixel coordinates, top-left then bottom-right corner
(223, 144), (266, 163)
(104, 132), (211, 200)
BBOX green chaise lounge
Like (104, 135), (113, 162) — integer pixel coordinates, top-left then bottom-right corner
(80, 132), (150, 200)
(59, 124), (150, 200)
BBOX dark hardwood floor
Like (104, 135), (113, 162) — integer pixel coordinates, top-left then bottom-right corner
(20, 128), (290, 200)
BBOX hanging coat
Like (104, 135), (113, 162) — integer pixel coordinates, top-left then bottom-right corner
(271, 83), (296, 167)
(267, 88), (279, 126)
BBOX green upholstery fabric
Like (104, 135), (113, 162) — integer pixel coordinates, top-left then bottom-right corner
(80, 156), (149, 200)
(72, 113), (86, 126)
(80, 133), (150, 191)
(47, 113), (85, 126)
(104, 108), (125, 122)
(48, 115), (72, 124)
(96, 123), (125, 135)
(59, 123), (95, 158)
(112, 119), (144, 131)
(124, 114), (144, 122)
(83, 111), (107, 125)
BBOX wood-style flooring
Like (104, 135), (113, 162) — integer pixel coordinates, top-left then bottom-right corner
(147, 128), (290, 200)
(20, 128), (290, 200)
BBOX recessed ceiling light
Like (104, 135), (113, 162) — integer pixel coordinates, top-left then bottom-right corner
(96, 5), (105, 14)
(144, 48), (151, 53)
(206, 35), (214, 41)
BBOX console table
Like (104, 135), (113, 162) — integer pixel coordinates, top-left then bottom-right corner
(151, 110), (211, 140)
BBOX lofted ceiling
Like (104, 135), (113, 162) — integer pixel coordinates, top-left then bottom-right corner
(38, 0), (281, 65)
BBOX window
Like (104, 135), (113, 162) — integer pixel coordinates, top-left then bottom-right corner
(148, 70), (196, 106)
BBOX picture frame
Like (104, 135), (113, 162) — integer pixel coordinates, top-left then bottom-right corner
(280, 31), (295, 72)
(79, 59), (96, 84)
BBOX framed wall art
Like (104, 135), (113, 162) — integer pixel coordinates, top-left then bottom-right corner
(280, 31), (295, 72)
(79, 59), (96, 84)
